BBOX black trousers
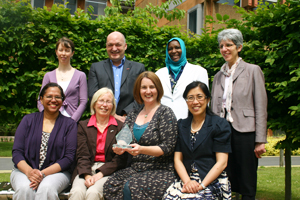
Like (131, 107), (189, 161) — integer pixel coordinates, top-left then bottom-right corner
(226, 125), (258, 199)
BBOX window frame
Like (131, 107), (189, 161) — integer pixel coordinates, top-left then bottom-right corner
(187, 4), (203, 35)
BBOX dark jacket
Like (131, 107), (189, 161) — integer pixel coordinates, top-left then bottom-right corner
(88, 58), (145, 115)
(72, 117), (127, 181)
(176, 114), (231, 180)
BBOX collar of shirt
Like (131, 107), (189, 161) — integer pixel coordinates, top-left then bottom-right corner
(110, 56), (126, 68)
(87, 114), (118, 129)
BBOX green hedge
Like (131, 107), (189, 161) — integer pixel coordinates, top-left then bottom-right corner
(0, 0), (221, 130)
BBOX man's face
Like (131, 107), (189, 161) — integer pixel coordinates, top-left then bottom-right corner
(106, 32), (127, 65)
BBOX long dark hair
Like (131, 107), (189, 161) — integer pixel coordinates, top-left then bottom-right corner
(183, 81), (215, 117)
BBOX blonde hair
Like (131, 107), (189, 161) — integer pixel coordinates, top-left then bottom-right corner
(90, 87), (116, 116)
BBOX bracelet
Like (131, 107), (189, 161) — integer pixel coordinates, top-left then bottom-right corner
(200, 182), (206, 190)
(41, 172), (46, 178)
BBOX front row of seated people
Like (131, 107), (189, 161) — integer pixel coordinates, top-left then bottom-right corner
(11, 72), (231, 200)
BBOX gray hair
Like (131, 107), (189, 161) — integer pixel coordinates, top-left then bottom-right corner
(218, 29), (243, 49)
(90, 87), (116, 116)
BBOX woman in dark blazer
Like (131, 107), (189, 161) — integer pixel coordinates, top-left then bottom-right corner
(211, 28), (268, 200)
(69, 87), (126, 200)
(164, 81), (231, 199)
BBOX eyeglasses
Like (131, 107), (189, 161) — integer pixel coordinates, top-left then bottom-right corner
(219, 43), (235, 49)
(44, 96), (63, 101)
(186, 95), (207, 102)
(98, 100), (112, 105)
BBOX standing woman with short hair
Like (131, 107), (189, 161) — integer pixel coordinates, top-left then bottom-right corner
(211, 29), (268, 200)
(38, 37), (88, 122)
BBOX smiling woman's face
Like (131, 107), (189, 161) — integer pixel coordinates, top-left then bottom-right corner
(168, 40), (182, 62)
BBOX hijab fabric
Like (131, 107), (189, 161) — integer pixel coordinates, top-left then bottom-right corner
(165, 37), (187, 79)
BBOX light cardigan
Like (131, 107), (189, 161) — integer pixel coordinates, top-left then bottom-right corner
(156, 62), (209, 120)
(38, 69), (88, 122)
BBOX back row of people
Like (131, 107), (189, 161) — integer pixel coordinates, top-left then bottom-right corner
(11, 29), (267, 200)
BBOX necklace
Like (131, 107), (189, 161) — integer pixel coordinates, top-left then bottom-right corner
(143, 104), (159, 118)
(191, 120), (205, 133)
(58, 66), (73, 81)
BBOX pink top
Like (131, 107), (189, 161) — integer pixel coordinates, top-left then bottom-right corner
(88, 115), (118, 162)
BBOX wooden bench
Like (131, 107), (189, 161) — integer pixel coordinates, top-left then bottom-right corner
(0, 182), (70, 200)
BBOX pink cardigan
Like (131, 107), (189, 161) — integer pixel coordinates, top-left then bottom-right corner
(37, 69), (88, 122)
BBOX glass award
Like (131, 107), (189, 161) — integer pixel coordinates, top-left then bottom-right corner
(113, 124), (133, 149)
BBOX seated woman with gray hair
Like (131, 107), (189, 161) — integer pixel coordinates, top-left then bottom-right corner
(211, 28), (267, 200)
(69, 87), (127, 200)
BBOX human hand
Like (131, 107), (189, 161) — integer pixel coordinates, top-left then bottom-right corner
(181, 180), (200, 193)
(29, 179), (40, 190)
(126, 143), (141, 156)
(26, 169), (43, 184)
(84, 175), (94, 188)
(112, 146), (126, 155)
(92, 172), (104, 183)
(114, 114), (126, 123)
(254, 143), (266, 158)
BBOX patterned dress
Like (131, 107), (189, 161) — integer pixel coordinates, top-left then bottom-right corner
(103, 105), (178, 200)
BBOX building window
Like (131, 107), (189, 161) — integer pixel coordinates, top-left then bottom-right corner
(85, 0), (106, 19)
(54, 0), (77, 14)
(187, 4), (203, 35)
(31, 0), (45, 8)
(217, 0), (241, 7)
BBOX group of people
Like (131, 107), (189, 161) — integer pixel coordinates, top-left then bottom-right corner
(11, 28), (267, 200)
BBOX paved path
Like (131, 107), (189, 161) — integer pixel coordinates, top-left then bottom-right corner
(0, 156), (299, 172)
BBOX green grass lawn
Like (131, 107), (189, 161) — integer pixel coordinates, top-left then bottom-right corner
(0, 173), (10, 182)
(0, 142), (13, 157)
(0, 167), (299, 199)
(256, 166), (300, 200)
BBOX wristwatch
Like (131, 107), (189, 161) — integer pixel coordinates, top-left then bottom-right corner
(200, 182), (206, 190)
(41, 172), (46, 178)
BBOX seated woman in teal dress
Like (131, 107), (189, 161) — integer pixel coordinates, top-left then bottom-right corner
(164, 81), (232, 199)
(103, 71), (178, 200)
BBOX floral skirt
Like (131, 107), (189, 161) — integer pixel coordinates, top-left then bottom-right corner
(163, 171), (231, 200)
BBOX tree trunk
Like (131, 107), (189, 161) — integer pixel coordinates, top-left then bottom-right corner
(285, 146), (291, 200)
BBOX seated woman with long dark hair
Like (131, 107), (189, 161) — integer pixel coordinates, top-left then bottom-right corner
(164, 81), (232, 199)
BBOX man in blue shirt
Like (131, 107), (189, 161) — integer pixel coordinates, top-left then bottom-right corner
(88, 31), (145, 122)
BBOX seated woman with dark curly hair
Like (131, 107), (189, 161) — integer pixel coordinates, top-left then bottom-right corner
(11, 82), (77, 200)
